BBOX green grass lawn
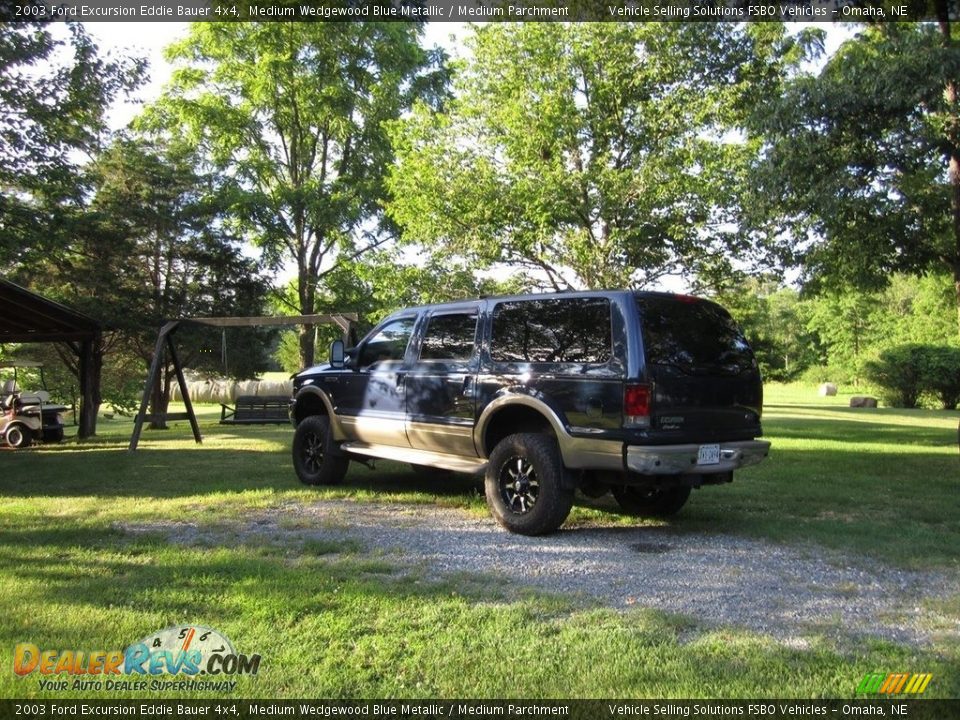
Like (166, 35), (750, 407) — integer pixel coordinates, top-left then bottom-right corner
(0, 386), (957, 699)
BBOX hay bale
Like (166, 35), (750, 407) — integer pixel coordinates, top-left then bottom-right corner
(849, 396), (878, 408)
(257, 380), (293, 397)
(210, 381), (238, 404)
(818, 383), (838, 397)
(237, 380), (260, 397)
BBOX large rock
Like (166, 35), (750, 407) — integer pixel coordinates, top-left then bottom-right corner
(849, 396), (878, 408)
(819, 383), (838, 397)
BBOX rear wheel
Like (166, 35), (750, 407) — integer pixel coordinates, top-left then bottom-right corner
(5, 424), (31, 450)
(612, 484), (691, 517)
(292, 415), (348, 486)
(484, 433), (573, 536)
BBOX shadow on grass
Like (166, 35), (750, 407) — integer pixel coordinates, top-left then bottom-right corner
(764, 414), (959, 448)
(2, 521), (959, 700)
(2, 414), (959, 567)
(0, 442), (484, 501)
(0, 523), (541, 640)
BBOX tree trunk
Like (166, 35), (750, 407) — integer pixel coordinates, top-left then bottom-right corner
(298, 266), (317, 369)
(299, 324), (316, 369)
(76, 337), (102, 439)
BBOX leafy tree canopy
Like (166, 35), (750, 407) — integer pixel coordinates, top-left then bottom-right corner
(141, 21), (447, 367)
(750, 20), (960, 336)
(387, 23), (819, 291)
(0, 21), (145, 267)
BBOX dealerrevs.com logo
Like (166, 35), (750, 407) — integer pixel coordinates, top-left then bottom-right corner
(13, 625), (260, 693)
(856, 672), (933, 695)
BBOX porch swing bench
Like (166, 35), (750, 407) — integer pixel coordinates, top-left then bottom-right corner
(220, 395), (290, 425)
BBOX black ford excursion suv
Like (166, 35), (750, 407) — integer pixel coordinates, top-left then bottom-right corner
(290, 291), (770, 535)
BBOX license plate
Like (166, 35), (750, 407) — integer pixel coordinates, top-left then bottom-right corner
(697, 444), (720, 465)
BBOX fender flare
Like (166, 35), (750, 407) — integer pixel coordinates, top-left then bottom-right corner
(473, 391), (570, 460)
(292, 386), (346, 441)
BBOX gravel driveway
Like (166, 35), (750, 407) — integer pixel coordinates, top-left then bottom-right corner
(121, 499), (959, 649)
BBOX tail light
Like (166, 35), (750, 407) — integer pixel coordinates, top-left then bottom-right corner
(624, 383), (651, 428)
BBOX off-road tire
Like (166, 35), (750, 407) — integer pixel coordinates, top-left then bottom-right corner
(612, 484), (691, 517)
(292, 415), (348, 486)
(484, 433), (574, 536)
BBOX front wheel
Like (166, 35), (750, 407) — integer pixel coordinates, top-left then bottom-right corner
(484, 433), (574, 536)
(292, 415), (349, 486)
(612, 484), (691, 517)
(5, 424), (32, 450)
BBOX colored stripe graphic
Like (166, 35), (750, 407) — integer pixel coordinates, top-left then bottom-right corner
(857, 672), (932, 695)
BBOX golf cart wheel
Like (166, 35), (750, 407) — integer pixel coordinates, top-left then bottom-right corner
(5, 424), (31, 450)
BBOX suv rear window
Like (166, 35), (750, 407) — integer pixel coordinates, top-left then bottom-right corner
(491, 298), (612, 364)
(635, 295), (754, 375)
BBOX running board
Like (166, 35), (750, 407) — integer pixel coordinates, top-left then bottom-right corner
(339, 442), (487, 475)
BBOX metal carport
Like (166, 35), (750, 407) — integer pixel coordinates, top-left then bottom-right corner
(0, 277), (103, 438)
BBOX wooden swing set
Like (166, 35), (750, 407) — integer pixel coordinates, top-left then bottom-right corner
(128, 314), (356, 451)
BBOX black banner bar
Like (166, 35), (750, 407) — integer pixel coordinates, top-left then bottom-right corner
(2, 0), (955, 23)
(2, 700), (960, 720)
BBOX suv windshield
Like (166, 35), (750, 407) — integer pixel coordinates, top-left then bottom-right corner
(635, 295), (754, 375)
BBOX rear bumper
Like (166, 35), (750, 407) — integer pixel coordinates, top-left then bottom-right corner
(626, 440), (771, 476)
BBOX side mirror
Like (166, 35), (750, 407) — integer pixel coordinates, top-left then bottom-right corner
(330, 340), (345, 369)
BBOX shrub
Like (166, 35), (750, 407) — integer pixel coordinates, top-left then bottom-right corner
(864, 345), (927, 408)
(864, 344), (960, 409)
(920, 345), (960, 410)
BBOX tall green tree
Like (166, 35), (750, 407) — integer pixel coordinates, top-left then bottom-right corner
(143, 22), (447, 368)
(0, 20), (144, 436)
(23, 138), (273, 430)
(0, 20), (145, 267)
(752, 16), (960, 337)
(804, 288), (880, 384)
(87, 138), (273, 427)
(387, 23), (816, 290)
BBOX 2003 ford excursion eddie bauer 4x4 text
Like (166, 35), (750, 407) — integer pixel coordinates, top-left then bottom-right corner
(290, 291), (770, 535)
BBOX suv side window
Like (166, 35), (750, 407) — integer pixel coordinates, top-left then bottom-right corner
(357, 318), (415, 369)
(491, 298), (612, 364)
(419, 313), (477, 362)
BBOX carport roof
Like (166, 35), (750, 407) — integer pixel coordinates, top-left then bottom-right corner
(0, 277), (101, 343)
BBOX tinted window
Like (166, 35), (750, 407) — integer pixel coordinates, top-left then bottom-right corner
(420, 313), (477, 361)
(358, 318), (415, 369)
(635, 295), (754, 375)
(491, 298), (612, 364)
